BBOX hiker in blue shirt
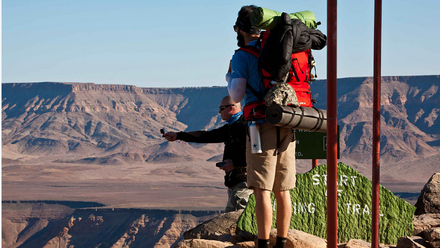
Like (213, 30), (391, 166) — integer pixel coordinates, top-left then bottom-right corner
(227, 5), (296, 248)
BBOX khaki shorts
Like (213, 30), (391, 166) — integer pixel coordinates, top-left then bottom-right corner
(246, 123), (296, 191)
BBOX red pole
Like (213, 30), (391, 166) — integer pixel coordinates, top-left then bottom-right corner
(327, 0), (338, 247)
(372, 0), (382, 247)
(312, 159), (318, 168)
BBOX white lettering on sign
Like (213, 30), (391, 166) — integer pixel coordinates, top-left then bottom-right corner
(322, 175), (327, 185)
(363, 205), (370, 215)
(312, 175), (320, 185)
(345, 203), (351, 212)
(339, 175), (348, 186)
(293, 202), (316, 214)
(345, 203), (383, 216)
(354, 204), (361, 214)
(307, 173), (386, 217)
(312, 174), (358, 187)
(291, 200), (384, 216)
(325, 189), (343, 197)
(295, 152), (303, 157)
(351, 176), (357, 186)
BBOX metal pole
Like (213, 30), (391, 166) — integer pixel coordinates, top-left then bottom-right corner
(372, 0), (382, 247)
(312, 159), (318, 168)
(327, 0), (338, 247)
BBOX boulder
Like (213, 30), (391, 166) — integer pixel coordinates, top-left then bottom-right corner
(171, 239), (241, 248)
(415, 173), (440, 215)
(269, 229), (327, 248)
(396, 236), (426, 248)
(235, 241), (255, 248)
(345, 239), (373, 248)
(183, 210), (243, 242)
(423, 227), (440, 248)
(413, 213), (440, 236)
(426, 227), (440, 242)
(412, 214), (440, 248)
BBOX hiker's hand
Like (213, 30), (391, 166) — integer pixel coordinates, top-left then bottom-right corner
(163, 132), (177, 142)
(220, 159), (234, 172)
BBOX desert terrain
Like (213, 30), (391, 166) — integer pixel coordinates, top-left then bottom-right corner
(3, 76), (439, 209)
(2, 77), (440, 247)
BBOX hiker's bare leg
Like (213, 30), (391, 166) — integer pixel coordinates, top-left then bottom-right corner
(254, 187), (272, 239)
(274, 190), (292, 237)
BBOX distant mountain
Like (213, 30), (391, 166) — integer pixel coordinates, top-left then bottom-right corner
(2, 83), (227, 163)
(2, 76), (440, 185)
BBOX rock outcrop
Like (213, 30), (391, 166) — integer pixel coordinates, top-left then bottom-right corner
(268, 229), (327, 248)
(413, 214), (440, 248)
(413, 172), (440, 247)
(183, 210), (242, 242)
(2, 202), (219, 248)
(415, 173), (440, 215)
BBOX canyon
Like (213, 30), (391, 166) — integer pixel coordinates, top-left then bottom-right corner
(2, 75), (440, 247)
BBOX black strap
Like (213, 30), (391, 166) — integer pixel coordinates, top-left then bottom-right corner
(245, 83), (264, 102)
(311, 107), (325, 132)
(281, 107), (295, 128)
(292, 107), (305, 129)
(291, 58), (301, 82)
(274, 126), (281, 156)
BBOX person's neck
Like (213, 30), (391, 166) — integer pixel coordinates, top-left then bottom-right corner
(244, 36), (259, 46)
(241, 31), (259, 46)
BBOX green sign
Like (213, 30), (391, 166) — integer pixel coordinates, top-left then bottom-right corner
(294, 126), (340, 159)
(237, 163), (416, 244)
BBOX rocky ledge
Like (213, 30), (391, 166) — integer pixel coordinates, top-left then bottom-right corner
(173, 173), (440, 248)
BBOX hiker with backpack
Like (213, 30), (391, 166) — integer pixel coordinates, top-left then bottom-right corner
(227, 5), (326, 248)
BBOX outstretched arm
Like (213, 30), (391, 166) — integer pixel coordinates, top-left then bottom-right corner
(163, 126), (228, 144)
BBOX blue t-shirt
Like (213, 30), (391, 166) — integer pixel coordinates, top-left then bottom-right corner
(230, 40), (263, 106)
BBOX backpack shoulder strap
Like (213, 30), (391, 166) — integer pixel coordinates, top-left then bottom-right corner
(236, 45), (265, 101)
(238, 46), (261, 58)
(245, 82), (264, 102)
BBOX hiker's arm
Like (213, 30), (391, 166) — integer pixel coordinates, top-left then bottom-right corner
(226, 61), (232, 82)
(228, 78), (246, 103)
(228, 52), (248, 103)
(175, 125), (228, 143)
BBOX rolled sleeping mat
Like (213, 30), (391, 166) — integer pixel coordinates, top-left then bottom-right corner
(251, 7), (318, 30)
(265, 105), (327, 132)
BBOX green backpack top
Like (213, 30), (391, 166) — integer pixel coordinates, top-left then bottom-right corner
(251, 7), (318, 30)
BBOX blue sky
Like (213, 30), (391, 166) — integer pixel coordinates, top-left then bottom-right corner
(3, 0), (440, 88)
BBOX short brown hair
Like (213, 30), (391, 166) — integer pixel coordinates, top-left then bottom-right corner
(236, 5), (260, 34)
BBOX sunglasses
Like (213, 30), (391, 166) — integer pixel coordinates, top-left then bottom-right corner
(219, 104), (234, 112)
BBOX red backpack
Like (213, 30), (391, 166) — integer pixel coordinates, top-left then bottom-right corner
(239, 29), (316, 121)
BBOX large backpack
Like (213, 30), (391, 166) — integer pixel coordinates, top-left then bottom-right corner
(240, 12), (326, 121)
